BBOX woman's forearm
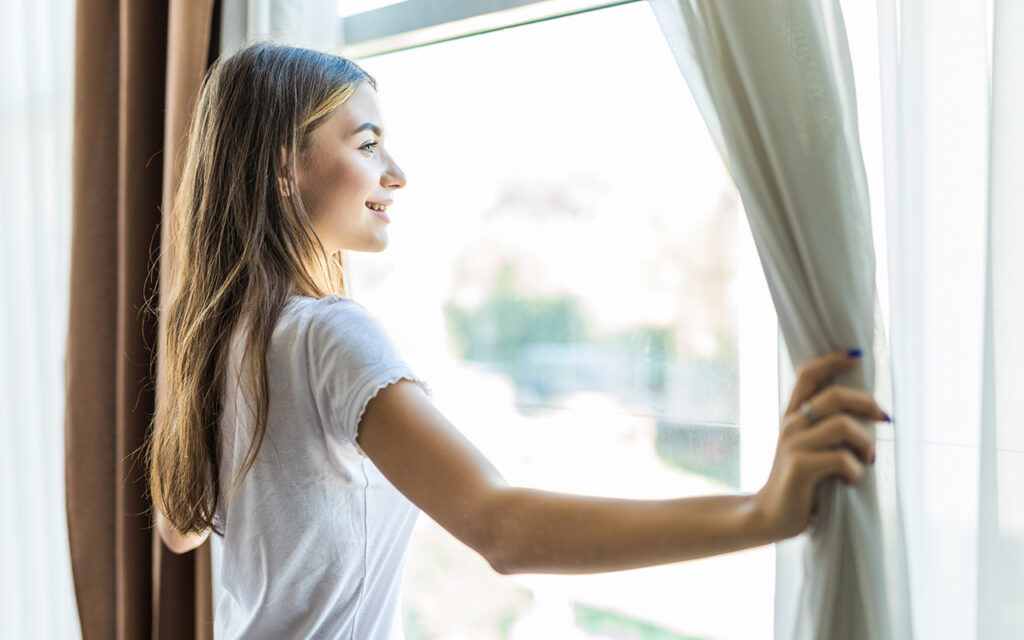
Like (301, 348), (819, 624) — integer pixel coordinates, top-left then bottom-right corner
(484, 487), (774, 575)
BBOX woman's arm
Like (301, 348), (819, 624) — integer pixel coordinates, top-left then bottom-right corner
(480, 488), (767, 574)
(358, 350), (881, 575)
(358, 381), (769, 574)
(155, 508), (210, 554)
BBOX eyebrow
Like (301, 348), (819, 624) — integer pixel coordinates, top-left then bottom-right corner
(351, 122), (384, 137)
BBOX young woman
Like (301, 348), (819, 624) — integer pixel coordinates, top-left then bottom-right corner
(146, 41), (890, 639)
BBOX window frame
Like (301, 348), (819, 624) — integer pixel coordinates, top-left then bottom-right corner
(340, 0), (642, 58)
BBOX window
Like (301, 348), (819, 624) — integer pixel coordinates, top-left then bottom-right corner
(341, 1), (781, 637)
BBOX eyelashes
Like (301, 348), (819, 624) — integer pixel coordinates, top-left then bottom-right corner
(360, 141), (380, 153)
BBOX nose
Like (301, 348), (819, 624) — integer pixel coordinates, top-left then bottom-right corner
(383, 150), (406, 189)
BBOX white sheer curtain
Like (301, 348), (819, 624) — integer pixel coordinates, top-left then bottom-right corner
(977, 1), (1024, 635)
(0, 0), (80, 638)
(219, 0), (337, 54)
(650, 0), (1024, 638)
(880, 0), (1024, 638)
(646, 1), (906, 638)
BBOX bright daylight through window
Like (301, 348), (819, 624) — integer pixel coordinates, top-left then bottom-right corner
(337, 1), (788, 638)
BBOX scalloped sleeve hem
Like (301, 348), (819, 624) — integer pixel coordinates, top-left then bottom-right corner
(347, 366), (434, 456)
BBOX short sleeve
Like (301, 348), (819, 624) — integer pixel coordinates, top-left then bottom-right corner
(307, 297), (433, 449)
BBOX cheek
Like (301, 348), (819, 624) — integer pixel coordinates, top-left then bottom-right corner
(300, 158), (361, 216)
(346, 158), (381, 198)
(321, 157), (378, 208)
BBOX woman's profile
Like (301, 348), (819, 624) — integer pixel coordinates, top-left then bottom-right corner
(145, 41), (890, 639)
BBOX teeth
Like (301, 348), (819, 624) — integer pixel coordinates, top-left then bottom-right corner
(366, 202), (387, 211)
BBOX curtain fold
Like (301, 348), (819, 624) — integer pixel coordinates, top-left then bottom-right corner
(977, 1), (1024, 637)
(647, 0), (908, 637)
(218, 0), (336, 54)
(66, 1), (218, 637)
(877, 0), (1024, 638)
(0, 0), (77, 637)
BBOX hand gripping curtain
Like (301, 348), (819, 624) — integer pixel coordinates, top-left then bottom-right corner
(647, 1), (910, 638)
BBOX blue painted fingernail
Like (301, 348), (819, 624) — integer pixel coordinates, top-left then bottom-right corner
(870, 453), (876, 464)
(847, 348), (862, 358)
(883, 412), (892, 423)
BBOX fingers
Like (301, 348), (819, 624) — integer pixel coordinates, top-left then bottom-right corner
(790, 414), (875, 464)
(812, 386), (889, 424)
(805, 449), (865, 486)
(782, 385), (889, 434)
(786, 349), (862, 414)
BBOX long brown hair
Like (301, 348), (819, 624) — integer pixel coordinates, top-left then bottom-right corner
(144, 41), (378, 536)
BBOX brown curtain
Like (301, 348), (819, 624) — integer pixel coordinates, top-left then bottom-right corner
(66, 0), (220, 638)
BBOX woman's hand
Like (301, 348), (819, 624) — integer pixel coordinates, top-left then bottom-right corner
(155, 508), (210, 554)
(752, 349), (891, 542)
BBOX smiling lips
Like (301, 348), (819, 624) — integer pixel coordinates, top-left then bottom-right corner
(365, 202), (391, 223)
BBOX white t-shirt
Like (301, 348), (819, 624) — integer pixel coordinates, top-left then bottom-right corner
(212, 295), (433, 640)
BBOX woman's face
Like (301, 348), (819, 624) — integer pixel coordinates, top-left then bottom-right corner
(294, 82), (406, 254)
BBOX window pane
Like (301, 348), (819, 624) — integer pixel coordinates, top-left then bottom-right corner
(345, 3), (777, 638)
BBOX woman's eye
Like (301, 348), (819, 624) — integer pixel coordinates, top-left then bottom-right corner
(360, 141), (379, 153)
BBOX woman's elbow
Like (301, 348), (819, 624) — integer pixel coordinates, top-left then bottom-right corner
(478, 488), (524, 576)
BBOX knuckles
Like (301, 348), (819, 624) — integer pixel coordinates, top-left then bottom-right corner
(821, 385), (843, 406)
(839, 449), (865, 480)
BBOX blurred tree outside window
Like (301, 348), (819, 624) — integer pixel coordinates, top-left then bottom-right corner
(342, 2), (785, 638)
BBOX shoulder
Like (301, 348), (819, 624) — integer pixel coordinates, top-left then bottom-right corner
(281, 294), (376, 334)
(302, 295), (388, 343)
(293, 296), (407, 372)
